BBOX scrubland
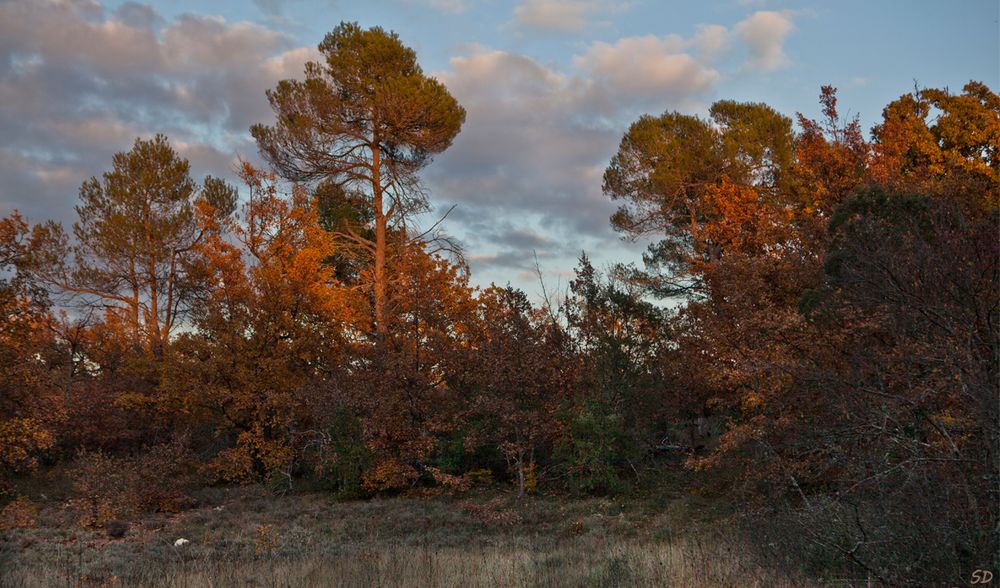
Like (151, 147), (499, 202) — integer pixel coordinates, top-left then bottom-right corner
(2, 484), (813, 588)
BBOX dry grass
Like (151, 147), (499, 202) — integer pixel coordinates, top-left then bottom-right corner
(1, 539), (804, 587)
(0, 488), (810, 587)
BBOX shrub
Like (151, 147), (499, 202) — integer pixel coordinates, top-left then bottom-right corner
(105, 520), (129, 539)
(308, 410), (373, 500)
(424, 466), (472, 493)
(69, 438), (198, 526)
(558, 401), (634, 495)
(0, 418), (54, 496)
(254, 523), (280, 555)
(362, 458), (417, 493)
(0, 495), (37, 530)
(464, 468), (494, 486)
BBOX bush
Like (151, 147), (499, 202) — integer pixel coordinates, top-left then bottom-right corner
(362, 458), (417, 493)
(0, 418), (55, 495)
(558, 401), (634, 495)
(315, 410), (372, 500)
(105, 520), (129, 538)
(0, 495), (37, 530)
(69, 438), (198, 526)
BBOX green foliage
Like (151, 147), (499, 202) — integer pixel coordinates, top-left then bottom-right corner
(430, 431), (506, 479)
(827, 187), (933, 236)
(710, 99), (795, 187)
(251, 21), (465, 190)
(251, 21), (466, 335)
(430, 436), (465, 476)
(323, 410), (373, 500)
(563, 254), (668, 485)
(604, 101), (795, 286)
(29, 134), (237, 355)
(314, 180), (374, 284)
(559, 401), (634, 496)
(605, 112), (720, 238)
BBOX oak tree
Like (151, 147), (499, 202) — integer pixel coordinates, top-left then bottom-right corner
(165, 163), (357, 484)
(0, 212), (58, 487)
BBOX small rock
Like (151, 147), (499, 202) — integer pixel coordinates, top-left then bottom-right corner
(174, 538), (190, 547)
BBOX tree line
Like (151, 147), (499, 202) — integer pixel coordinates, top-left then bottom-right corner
(1, 22), (997, 585)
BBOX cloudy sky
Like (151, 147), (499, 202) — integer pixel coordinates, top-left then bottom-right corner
(1, 0), (997, 295)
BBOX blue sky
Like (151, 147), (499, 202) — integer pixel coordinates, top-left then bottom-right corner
(1, 0), (997, 296)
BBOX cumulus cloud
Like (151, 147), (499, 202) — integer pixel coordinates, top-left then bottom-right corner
(431, 49), (614, 227)
(574, 35), (720, 107)
(435, 10), (797, 279)
(425, 49), (617, 279)
(425, 34), (719, 278)
(114, 2), (164, 28)
(0, 0), (318, 225)
(692, 24), (729, 62)
(734, 10), (793, 70)
(512, 0), (627, 33)
(422, 0), (469, 14)
(0, 0), (797, 290)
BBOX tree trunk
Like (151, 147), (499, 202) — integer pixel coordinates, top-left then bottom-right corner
(516, 449), (525, 497)
(129, 256), (141, 351)
(144, 201), (163, 356)
(372, 142), (387, 337)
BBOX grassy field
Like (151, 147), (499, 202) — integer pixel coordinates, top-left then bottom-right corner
(1, 485), (810, 587)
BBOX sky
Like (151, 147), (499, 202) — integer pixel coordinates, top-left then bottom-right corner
(1, 0), (997, 296)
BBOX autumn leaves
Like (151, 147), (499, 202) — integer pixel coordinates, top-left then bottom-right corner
(0, 19), (996, 585)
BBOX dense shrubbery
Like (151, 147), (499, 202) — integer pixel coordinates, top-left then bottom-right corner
(69, 438), (199, 527)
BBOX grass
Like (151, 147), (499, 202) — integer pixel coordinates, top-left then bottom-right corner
(0, 486), (811, 587)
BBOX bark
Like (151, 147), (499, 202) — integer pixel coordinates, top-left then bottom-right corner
(372, 142), (387, 337)
(516, 451), (525, 497)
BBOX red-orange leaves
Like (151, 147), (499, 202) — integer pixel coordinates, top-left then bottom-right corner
(165, 163), (360, 484)
(697, 181), (796, 265)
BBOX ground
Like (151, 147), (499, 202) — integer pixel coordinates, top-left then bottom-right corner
(0, 479), (809, 587)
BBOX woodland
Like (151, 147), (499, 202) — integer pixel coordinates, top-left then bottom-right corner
(0, 22), (997, 587)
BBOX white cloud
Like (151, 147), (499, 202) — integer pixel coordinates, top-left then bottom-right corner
(423, 0), (469, 14)
(0, 0), (798, 291)
(425, 36), (720, 278)
(0, 0), (319, 225)
(427, 8), (798, 278)
(692, 24), (729, 62)
(574, 35), (720, 104)
(512, 0), (627, 33)
(435, 42), (719, 221)
(734, 10), (793, 70)
(430, 48), (625, 278)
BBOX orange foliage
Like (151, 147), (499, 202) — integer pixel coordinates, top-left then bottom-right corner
(164, 163), (361, 483)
